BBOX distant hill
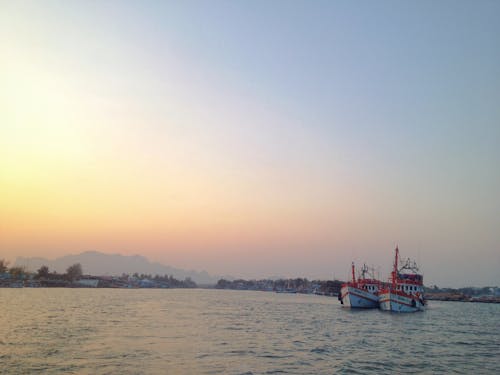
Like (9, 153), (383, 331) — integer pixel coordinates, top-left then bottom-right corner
(14, 251), (220, 285)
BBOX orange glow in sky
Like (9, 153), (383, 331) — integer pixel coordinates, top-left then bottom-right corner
(1, 1), (499, 286)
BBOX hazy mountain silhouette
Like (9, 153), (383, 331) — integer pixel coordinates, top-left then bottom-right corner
(14, 251), (221, 285)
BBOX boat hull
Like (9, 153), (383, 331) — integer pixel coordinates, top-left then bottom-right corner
(379, 291), (425, 313)
(339, 285), (379, 308)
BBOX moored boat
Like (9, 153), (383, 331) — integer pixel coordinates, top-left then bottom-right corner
(379, 247), (426, 313)
(339, 263), (382, 308)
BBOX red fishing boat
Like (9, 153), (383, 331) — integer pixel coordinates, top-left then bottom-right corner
(339, 262), (382, 308)
(379, 246), (426, 312)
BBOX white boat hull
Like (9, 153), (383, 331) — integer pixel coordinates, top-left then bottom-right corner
(379, 291), (425, 313)
(339, 285), (379, 308)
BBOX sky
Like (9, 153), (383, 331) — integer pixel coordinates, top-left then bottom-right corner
(1, 1), (499, 287)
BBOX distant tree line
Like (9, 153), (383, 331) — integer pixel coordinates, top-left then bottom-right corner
(129, 273), (197, 288)
(32, 263), (83, 282)
(216, 277), (343, 295)
(425, 285), (498, 297)
(0, 258), (197, 288)
(0, 259), (26, 278)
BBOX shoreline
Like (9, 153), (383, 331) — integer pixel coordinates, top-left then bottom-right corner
(1, 285), (499, 304)
(426, 293), (500, 304)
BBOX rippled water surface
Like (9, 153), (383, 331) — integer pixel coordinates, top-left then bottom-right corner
(1, 289), (499, 374)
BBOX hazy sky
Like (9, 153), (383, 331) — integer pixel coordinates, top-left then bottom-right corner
(1, 1), (499, 287)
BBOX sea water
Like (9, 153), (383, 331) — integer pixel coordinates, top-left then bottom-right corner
(1, 288), (498, 374)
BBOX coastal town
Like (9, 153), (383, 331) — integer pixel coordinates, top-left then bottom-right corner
(0, 261), (197, 289)
(1, 259), (499, 303)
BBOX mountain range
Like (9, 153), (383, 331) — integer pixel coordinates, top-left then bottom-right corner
(14, 251), (221, 285)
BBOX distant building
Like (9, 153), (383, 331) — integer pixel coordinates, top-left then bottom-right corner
(77, 279), (99, 287)
(139, 279), (155, 288)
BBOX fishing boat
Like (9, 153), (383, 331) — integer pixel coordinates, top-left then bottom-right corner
(339, 262), (382, 308)
(379, 246), (426, 312)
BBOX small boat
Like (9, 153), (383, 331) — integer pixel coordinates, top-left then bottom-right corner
(339, 262), (382, 308)
(379, 246), (426, 313)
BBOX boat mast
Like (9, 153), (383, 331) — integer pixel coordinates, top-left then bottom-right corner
(391, 246), (399, 287)
(351, 262), (356, 283)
